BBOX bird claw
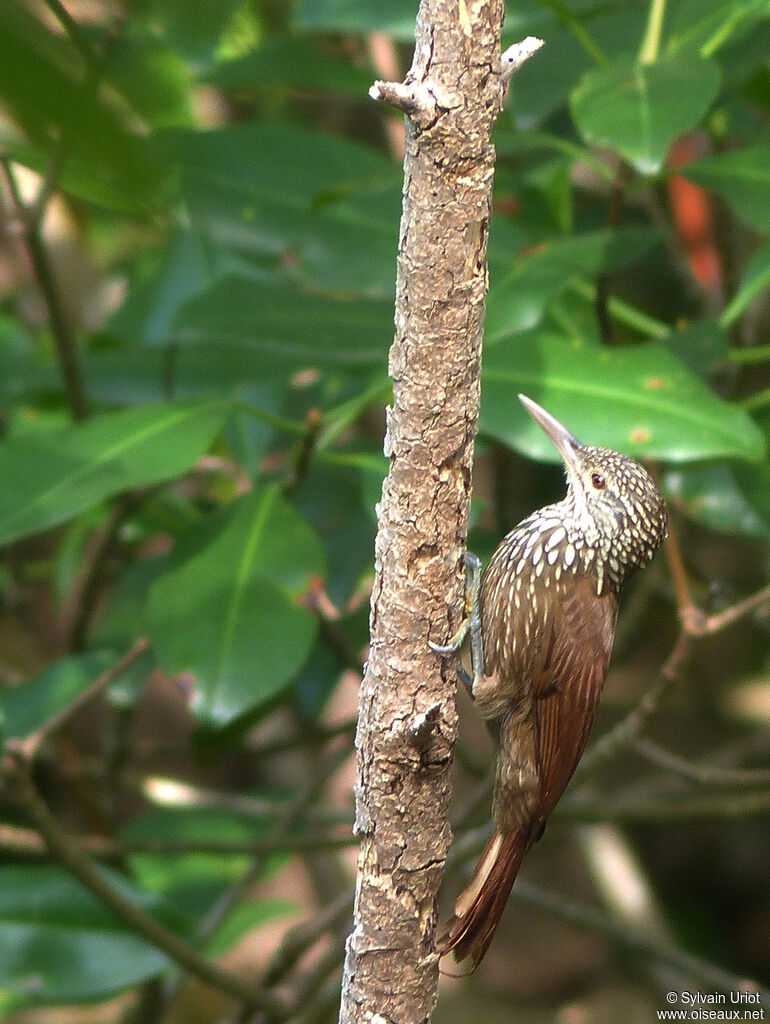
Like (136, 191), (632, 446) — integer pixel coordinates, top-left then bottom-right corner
(430, 551), (486, 699)
(428, 639), (460, 655)
(429, 619), (469, 656)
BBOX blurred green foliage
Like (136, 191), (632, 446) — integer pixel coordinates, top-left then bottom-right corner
(0, 0), (769, 1015)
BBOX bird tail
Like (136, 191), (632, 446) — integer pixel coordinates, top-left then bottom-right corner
(438, 829), (528, 969)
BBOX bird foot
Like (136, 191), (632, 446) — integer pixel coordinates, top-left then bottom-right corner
(430, 552), (486, 698)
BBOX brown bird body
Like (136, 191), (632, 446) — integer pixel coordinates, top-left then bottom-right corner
(433, 395), (668, 968)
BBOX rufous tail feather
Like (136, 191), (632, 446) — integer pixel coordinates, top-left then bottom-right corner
(438, 830), (528, 969)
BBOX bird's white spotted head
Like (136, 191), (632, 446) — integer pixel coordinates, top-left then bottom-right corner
(519, 394), (668, 591)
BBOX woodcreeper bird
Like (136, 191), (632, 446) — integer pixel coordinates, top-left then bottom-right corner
(430, 394), (668, 968)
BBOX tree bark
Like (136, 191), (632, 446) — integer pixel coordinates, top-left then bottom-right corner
(339, 2), (513, 1022)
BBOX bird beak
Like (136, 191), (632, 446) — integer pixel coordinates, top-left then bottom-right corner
(518, 394), (583, 474)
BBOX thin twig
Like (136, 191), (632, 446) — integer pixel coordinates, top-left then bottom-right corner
(448, 825), (768, 997)
(149, 745), (353, 1024)
(691, 583), (770, 636)
(366, 33), (406, 160)
(452, 776), (494, 833)
(41, 0), (102, 74)
(288, 944), (343, 1019)
(576, 629), (691, 781)
(512, 879), (768, 1001)
(0, 153), (26, 212)
(709, 732), (770, 770)
(0, 157), (88, 421)
(294, 976), (342, 1024)
(3, 746), (290, 1019)
(262, 892), (353, 989)
(106, 717), (355, 766)
(28, 139), (68, 229)
(633, 738), (770, 788)
(137, 775), (348, 824)
(662, 508), (696, 620)
(17, 637), (150, 761)
(561, 788), (770, 823)
(62, 495), (140, 651)
(0, 823), (358, 861)
(246, 718), (357, 760)
(101, 701), (136, 827)
(287, 408), (323, 493)
(573, 520), (770, 782)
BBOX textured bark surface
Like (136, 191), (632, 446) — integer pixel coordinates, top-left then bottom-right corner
(339, 2), (506, 1022)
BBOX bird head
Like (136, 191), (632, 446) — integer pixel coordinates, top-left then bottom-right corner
(519, 394), (668, 588)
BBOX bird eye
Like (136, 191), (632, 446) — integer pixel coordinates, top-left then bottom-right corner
(591, 472), (606, 490)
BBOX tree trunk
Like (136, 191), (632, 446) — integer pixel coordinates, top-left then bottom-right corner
(338, 2), (517, 1022)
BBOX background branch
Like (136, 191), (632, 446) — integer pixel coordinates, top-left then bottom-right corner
(4, 744), (289, 1019)
(19, 637), (149, 761)
(633, 738), (770, 788)
(513, 879), (769, 1002)
(0, 156), (89, 421)
(146, 743), (352, 1024)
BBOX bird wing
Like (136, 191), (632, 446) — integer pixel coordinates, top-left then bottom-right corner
(531, 578), (617, 819)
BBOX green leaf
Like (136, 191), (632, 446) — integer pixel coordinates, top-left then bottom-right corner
(294, 0), (418, 40)
(132, 0), (243, 63)
(122, 806), (267, 916)
(172, 276), (394, 368)
(206, 36), (374, 96)
(294, 604), (368, 718)
(664, 318), (729, 375)
(169, 121), (400, 294)
(0, 4), (168, 213)
(108, 228), (218, 347)
(1, 651), (115, 745)
(0, 314), (50, 402)
(5, 138), (168, 216)
(664, 463), (770, 538)
(104, 39), (193, 129)
(147, 486), (326, 725)
(0, 865), (181, 1007)
(82, 346), (291, 406)
(505, 3), (649, 129)
(684, 144), (770, 232)
(91, 558), (165, 649)
(0, 401), (229, 547)
(486, 228), (661, 339)
(666, 0), (770, 60)
(722, 239), (770, 327)
(480, 335), (765, 463)
(207, 901), (296, 958)
(571, 55), (722, 174)
(712, 17), (770, 87)
(293, 461), (377, 606)
(506, 23), (591, 129)
(732, 408), (770, 530)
